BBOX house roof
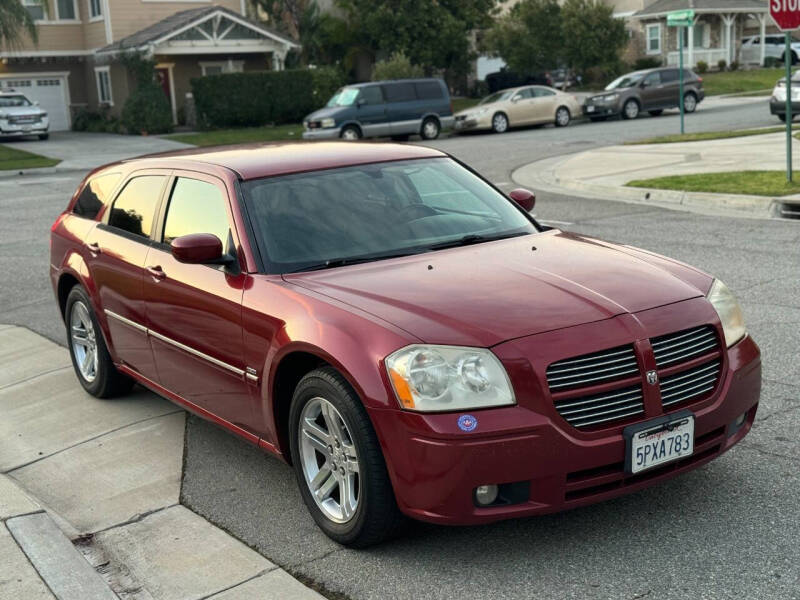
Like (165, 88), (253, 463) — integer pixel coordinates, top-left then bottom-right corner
(98, 5), (298, 54)
(633, 0), (767, 18)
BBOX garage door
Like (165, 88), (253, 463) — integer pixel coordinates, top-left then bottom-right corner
(0, 75), (70, 131)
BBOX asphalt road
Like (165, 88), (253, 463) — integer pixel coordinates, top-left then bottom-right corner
(3, 97), (798, 600)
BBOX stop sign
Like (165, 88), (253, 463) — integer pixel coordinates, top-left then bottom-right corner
(771, 0), (800, 31)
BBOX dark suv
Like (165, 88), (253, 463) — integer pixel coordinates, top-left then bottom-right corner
(583, 67), (704, 120)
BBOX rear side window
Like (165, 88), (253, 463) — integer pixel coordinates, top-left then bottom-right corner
(533, 88), (555, 97)
(383, 82), (416, 102)
(162, 178), (230, 246)
(643, 71), (661, 86)
(358, 85), (384, 105)
(73, 173), (121, 219)
(108, 176), (165, 239)
(660, 69), (679, 83)
(414, 81), (443, 100)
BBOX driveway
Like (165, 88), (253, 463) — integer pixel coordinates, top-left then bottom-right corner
(2, 131), (191, 172)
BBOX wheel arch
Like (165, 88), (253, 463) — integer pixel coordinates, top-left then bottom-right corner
(339, 122), (363, 138)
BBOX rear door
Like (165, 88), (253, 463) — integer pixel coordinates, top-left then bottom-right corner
(659, 69), (681, 107)
(383, 82), (420, 135)
(639, 71), (666, 109)
(354, 85), (390, 137)
(530, 87), (558, 123)
(87, 171), (169, 381)
(142, 172), (255, 434)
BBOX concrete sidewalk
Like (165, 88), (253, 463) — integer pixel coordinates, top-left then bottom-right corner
(0, 324), (324, 600)
(514, 131), (800, 218)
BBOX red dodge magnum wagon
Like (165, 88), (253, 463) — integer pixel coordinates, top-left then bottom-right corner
(50, 142), (761, 547)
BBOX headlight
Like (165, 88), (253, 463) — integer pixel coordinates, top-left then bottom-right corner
(474, 107), (489, 116)
(604, 93), (619, 102)
(385, 345), (515, 412)
(774, 86), (786, 101)
(40, 112), (48, 118)
(320, 118), (336, 128)
(706, 279), (746, 347)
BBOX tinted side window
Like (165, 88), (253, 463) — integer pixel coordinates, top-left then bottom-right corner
(73, 173), (121, 219)
(383, 82), (416, 102)
(533, 88), (555, 97)
(163, 178), (230, 246)
(660, 69), (679, 83)
(513, 88), (534, 100)
(358, 85), (384, 105)
(108, 176), (165, 239)
(643, 72), (661, 86)
(414, 81), (443, 100)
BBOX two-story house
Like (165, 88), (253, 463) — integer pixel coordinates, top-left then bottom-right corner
(0, 0), (298, 130)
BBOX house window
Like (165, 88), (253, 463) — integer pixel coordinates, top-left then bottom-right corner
(22, 0), (45, 21)
(681, 24), (707, 48)
(200, 61), (244, 76)
(95, 67), (112, 105)
(646, 24), (661, 55)
(88, 0), (102, 19)
(56, 0), (77, 20)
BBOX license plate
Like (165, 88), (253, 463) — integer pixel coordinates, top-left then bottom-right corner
(624, 411), (694, 474)
(22, 126), (31, 131)
(586, 105), (595, 113)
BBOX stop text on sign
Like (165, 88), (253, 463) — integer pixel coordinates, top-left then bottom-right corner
(772, 0), (800, 11)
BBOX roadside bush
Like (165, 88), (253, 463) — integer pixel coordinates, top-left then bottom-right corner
(634, 57), (661, 70)
(729, 60), (740, 71)
(764, 56), (780, 68)
(696, 60), (708, 74)
(120, 53), (173, 135)
(717, 59), (727, 71)
(72, 107), (123, 134)
(191, 68), (344, 129)
(372, 52), (424, 80)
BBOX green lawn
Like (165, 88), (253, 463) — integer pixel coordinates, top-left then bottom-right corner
(0, 144), (60, 170)
(627, 170), (800, 196)
(629, 126), (788, 145)
(167, 123), (304, 147)
(701, 67), (784, 96)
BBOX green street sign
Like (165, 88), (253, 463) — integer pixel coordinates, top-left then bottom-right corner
(667, 9), (694, 26)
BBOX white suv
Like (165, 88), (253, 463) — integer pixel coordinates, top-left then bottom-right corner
(0, 90), (49, 140)
(741, 35), (800, 64)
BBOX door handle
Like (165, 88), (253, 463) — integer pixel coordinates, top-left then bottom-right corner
(146, 265), (166, 280)
(86, 242), (101, 256)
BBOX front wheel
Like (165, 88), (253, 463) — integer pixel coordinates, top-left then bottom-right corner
(622, 99), (640, 120)
(340, 125), (362, 141)
(289, 367), (403, 547)
(554, 106), (571, 127)
(683, 92), (697, 113)
(420, 117), (440, 140)
(491, 112), (509, 133)
(65, 286), (133, 398)
(38, 133), (49, 140)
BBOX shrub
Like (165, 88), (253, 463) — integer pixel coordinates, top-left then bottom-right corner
(717, 59), (727, 71)
(729, 60), (739, 71)
(764, 56), (780, 68)
(696, 60), (708, 74)
(372, 52), (424, 80)
(634, 57), (661, 70)
(191, 68), (344, 129)
(120, 53), (173, 135)
(72, 107), (123, 134)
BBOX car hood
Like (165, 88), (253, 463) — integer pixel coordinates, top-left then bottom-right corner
(304, 106), (349, 122)
(0, 105), (44, 117)
(284, 231), (712, 348)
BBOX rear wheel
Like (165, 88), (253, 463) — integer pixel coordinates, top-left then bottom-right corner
(555, 106), (571, 127)
(38, 133), (49, 140)
(622, 99), (640, 120)
(420, 117), (440, 140)
(491, 112), (509, 133)
(648, 109), (663, 117)
(65, 286), (133, 398)
(289, 367), (403, 547)
(683, 92), (698, 113)
(340, 125), (362, 141)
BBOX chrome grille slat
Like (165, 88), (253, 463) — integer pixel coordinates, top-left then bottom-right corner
(658, 356), (721, 408)
(555, 388), (642, 410)
(546, 345), (637, 391)
(548, 368), (639, 389)
(558, 397), (642, 417)
(553, 384), (644, 429)
(654, 339), (717, 364)
(569, 407), (645, 428)
(663, 385), (715, 407)
(548, 363), (638, 383)
(546, 354), (636, 375)
(546, 347), (632, 368)
(651, 331), (715, 353)
(658, 362), (719, 385)
(652, 326), (720, 367)
(661, 374), (718, 396)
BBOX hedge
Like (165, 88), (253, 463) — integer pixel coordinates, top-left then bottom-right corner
(191, 67), (344, 129)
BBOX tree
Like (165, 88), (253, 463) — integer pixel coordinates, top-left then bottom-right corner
(373, 52), (424, 80)
(337, 0), (498, 77)
(251, 0), (311, 39)
(483, 0), (562, 76)
(0, 0), (37, 48)
(561, 0), (627, 74)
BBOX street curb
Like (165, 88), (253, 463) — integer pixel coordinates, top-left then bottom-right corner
(512, 153), (788, 219)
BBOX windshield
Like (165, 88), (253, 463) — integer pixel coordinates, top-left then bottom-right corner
(479, 91), (513, 105)
(605, 73), (644, 90)
(326, 87), (360, 107)
(242, 158), (538, 273)
(0, 95), (32, 107)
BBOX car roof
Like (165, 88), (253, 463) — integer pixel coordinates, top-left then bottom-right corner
(123, 141), (447, 180)
(349, 78), (442, 88)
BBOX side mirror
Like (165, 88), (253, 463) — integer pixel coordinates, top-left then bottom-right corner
(509, 188), (535, 212)
(511, 96), (521, 103)
(170, 233), (224, 264)
(356, 97), (365, 107)
(33, 100), (40, 106)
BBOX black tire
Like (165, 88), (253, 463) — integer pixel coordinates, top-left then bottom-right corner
(683, 92), (698, 113)
(778, 114), (787, 122)
(648, 109), (663, 116)
(38, 133), (49, 140)
(783, 51), (798, 65)
(339, 125), (362, 140)
(554, 106), (571, 127)
(420, 117), (440, 140)
(491, 112), (509, 133)
(622, 99), (640, 120)
(589, 116), (607, 122)
(65, 286), (134, 398)
(289, 367), (404, 547)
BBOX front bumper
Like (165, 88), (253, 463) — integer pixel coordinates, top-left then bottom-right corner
(0, 122), (48, 136)
(370, 300), (761, 525)
(302, 127), (341, 140)
(453, 113), (491, 132)
(770, 97), (800, 115)
(583, 102), (619, 117)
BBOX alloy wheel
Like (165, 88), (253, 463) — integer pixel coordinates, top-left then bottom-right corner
(684, 94), (697, 113)
(492, 114), (508, 133)
(422, 119), (439, 139)
(556, 107), (570, 127)
(298, 396), (360, 523)
(341, 127), (360, 140)
(70, 301), (98, 383)
(624, 100), (639, 119)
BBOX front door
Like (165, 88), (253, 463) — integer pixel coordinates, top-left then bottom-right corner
(142, 173), (254, 433)
(354, 85), (390, 137)
(506, 87), (535, 125)
(87, 172), (169, 381)
(155, 67), (175, 124)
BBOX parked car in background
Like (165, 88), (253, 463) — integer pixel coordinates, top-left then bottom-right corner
(769, 71), (800, 121)
(741, 35), (800, 64)
(302, 79), (453, 141)
(549, 68), (578, 90)
(454, 85), (581, 133)
(50, 142), (760, 547)
(0, 90), (50, 140)
(584, 68), (704, 121)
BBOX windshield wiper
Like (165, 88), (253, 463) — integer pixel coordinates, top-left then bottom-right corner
(286, 250), (425, 273)
(427, 231), (527, 251)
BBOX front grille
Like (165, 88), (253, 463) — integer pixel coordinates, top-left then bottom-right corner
(455, 115), (466, 122)
(651, 325), (718, 367)
(554, 385), (644, 428)
(9, 116), (39, 124)
(546, 345), (638, 391)
(660, 359), (721, 408)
